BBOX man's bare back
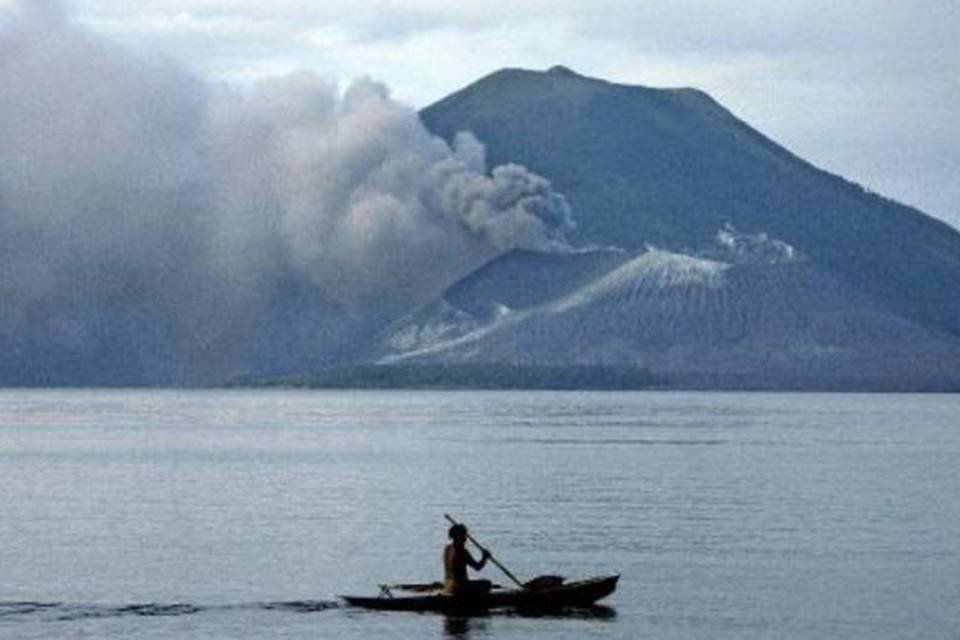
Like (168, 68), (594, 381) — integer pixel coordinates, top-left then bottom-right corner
(443, 524), (490, 595)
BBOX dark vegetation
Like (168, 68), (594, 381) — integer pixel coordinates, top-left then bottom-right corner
(228, 363), (658, 390)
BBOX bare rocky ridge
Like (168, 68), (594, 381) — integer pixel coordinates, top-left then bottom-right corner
(381, 232), (960, 390)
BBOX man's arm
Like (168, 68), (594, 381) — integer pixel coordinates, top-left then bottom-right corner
(465, 548), (491, 571)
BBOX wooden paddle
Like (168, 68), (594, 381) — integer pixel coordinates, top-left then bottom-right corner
(444, 514), (527, 589)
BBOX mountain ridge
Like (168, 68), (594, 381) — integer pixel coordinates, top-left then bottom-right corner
(420, 66), (960, 338)
(381, 240), (960, 391)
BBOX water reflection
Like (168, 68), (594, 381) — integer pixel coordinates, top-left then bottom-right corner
(442, 606), (616, 637)
(505, 605), (618, 621)
(443, 615), (487, 638)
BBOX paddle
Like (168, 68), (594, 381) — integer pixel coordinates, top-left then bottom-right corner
(444, 514), (527, 589)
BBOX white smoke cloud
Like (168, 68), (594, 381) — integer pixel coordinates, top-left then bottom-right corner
(713, 224), (799, 264)
(0, 1), (573, 383)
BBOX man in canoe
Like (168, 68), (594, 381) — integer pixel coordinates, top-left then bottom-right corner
(443, 523), (492, 597)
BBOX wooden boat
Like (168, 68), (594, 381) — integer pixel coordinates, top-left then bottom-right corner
(341, 574), (619, 613)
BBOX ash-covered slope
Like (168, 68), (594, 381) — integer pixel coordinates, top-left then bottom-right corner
(386, 247), (631, 352)
(382, 233), (960, 390)
(420, 66), (960, 337)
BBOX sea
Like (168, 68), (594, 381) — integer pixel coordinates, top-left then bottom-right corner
(1, 390), (958, 639)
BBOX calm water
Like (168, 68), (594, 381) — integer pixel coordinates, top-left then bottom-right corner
(0, 390), (958, 639)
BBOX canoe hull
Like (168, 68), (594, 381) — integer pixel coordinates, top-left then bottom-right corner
(341, 575), (619, 613)
(490, 575), (618, 610)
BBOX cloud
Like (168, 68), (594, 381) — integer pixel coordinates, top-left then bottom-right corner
(46, 0), (957, 228)
(0, 1), (572, 384)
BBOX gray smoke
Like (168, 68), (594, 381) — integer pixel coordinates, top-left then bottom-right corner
(0, 2), (573, 384)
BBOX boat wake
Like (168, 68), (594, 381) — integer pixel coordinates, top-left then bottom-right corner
(0, 599), (340, 623)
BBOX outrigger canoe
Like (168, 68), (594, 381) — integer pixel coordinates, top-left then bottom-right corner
(341, 574), (619, 613)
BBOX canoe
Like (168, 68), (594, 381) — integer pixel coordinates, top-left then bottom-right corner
(341, 574), (619, 613)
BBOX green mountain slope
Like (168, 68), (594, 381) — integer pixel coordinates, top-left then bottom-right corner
(420, 66), (960, 335)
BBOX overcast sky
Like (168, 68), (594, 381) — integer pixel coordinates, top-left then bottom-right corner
(4, 0), (958, 229)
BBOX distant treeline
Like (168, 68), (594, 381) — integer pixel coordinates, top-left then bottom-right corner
(228, 363), (658, 390)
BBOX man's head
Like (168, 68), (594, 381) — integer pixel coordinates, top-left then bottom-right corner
(448, 523), (468, 544)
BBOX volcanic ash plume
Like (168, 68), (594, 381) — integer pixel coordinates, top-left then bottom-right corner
(0, 2), (573, 383)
